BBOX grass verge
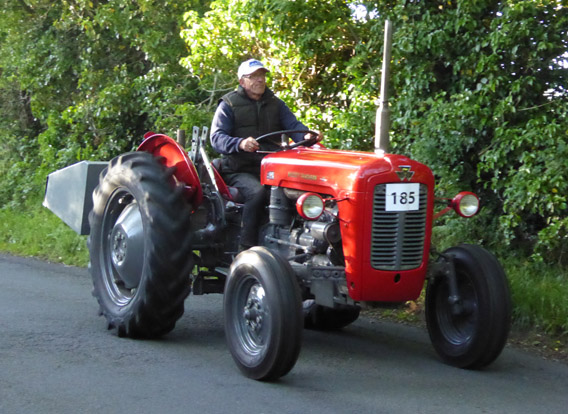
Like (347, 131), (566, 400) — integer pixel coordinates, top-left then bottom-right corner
(0, 200), (89, 267)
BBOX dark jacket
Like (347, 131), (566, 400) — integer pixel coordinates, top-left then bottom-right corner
(210, 86), (307, 175)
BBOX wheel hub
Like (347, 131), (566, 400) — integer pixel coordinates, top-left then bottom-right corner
(110, 202), (144, 289)
(111, 228), (128, 264)
(242, 285), (266, 335)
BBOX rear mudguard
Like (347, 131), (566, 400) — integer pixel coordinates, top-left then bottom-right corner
(138, 132), (203, 207)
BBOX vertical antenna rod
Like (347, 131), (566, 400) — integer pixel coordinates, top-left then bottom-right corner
(375, 20), (393, 154)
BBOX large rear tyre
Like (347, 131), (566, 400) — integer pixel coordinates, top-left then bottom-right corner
(88, 152), (194, 338)
(303, 300), (360, 331)
(426, 244), (511, 369)
(224, 247), (303, 381)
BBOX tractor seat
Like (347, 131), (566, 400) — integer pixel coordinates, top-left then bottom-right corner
(211, 159), (242, 203)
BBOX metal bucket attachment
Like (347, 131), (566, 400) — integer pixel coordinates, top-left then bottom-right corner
(43, 161), (108, 235)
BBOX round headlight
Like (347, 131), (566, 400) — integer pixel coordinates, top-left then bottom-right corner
(453, 192), (479, 217)
(296, 193), (324, 220)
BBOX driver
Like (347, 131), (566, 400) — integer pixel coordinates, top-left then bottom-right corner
(210, 58), (322, 250)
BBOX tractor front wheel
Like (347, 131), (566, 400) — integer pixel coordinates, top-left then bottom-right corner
(88, 152), (194, 338)
(426, 244), (511, 369)
(224, 247), (303, 381)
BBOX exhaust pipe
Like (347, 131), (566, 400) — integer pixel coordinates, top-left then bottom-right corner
(375, 20), (393, 154)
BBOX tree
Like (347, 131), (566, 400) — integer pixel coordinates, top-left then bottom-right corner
(181, 0), (370, 148)
(1, 0), (566, 265)
(0, 0), (210, 206)
(180, 0), (567, 264)
(379, 0), (568, 263)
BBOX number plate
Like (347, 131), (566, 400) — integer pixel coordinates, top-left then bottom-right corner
(385, 183), (420, 211)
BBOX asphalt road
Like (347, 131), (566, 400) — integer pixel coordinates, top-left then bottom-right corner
(1, 253), (567, 414)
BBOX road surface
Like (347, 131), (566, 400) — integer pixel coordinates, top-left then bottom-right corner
(1, 253), (567, 413)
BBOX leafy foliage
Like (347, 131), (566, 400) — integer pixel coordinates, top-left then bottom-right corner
(382, 1), (568, 265)
(180, 0), (568, 265)
(180, 0), (373, 148)
(1, 0), (567, 267)
(0, 0), (209, 206)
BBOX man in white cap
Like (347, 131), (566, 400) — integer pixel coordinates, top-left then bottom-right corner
(210, 58), (322, 250)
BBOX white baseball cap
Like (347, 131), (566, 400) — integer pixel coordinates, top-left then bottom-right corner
(237, 59), (269, 79)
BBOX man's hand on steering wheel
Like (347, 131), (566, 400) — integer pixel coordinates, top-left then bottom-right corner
(304, 130), (323, 143)
(239, 137), (260, 152)
(288, 130), (322, 149)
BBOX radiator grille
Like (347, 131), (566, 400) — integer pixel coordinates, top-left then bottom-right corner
(370, 184), (428, 270)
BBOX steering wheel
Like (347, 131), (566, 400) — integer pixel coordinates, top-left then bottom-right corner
(255, 129), (319, 151)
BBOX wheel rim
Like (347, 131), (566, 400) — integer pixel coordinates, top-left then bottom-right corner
(100, 188), (145, 307)
(435, 270), (478, 346)
(232, 275), (271, 356)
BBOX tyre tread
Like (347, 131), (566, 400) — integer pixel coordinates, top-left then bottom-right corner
(89, 152), (194, 339)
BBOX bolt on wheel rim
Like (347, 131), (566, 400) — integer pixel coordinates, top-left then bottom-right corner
(101, 190), (145, 307)
(234, 278), (270, 355)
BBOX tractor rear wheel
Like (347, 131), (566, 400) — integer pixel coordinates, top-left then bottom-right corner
(224, 247), (303, 381)
(88, 152), (194, 338)
(425, 244), (511, 369)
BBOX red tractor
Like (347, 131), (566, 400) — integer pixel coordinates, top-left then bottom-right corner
(44, 22), (511, 381)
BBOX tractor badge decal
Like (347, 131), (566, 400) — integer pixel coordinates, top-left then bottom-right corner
(396, 165), (415, 181)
